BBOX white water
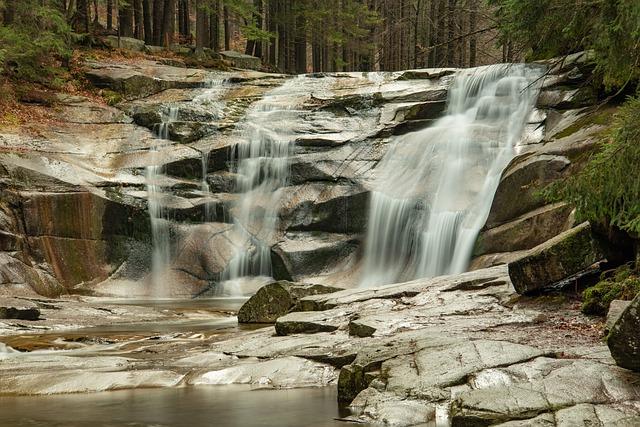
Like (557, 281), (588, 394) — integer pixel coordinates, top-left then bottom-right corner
(196, 77), (229, 223)
(220, 76), (336, 285)
(146, 105), (178, 297)
(360, 64), (543, 287)
(146, 76), (228, 296)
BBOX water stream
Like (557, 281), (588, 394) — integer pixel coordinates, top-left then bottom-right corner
(360, 64), (543, 287)
(147, 106), (179, 297)
(220, 76), (336, 287)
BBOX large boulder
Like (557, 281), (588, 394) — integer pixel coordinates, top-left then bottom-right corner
(475, 203), (575, 256)
(508, 222), (605, 294)
(486, 154), (570, 229)
(237, 281), (343, 324)
(219, 51), (262, 70)
(103, 36), (146, 52)
(607, 293), (640, 372)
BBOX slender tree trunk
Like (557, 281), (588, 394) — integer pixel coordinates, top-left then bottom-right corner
(119, 3), (134, 37)
(446, 0), (456, 66)
(161, 0), (175, 46)
(195, 0), (206, 50)
(142, 0), (153, 44)
(75, 0), (90, 33)
(223, 5), (230, 50)
(210, 1), (220, 50)
(153, 0), (163, 45)
(2, 0), (15, 25)
(469, 0), (477, 67)
(106, 0), (114, 30)
(134, 0), (143, 39)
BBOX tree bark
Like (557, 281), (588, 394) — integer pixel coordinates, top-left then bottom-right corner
(107, 0), (113, 30)
(142, 0), (153, 44)
(161, 0), (175, 46)
(469, 0), (477, 67)
(134, 0), (143, 39)
(153, 0), (163, 45)
(195, 0), (206, 50)
(119, 3), (134, 37)
(76, 0), (90, 33)
(223, 5), (230, 50)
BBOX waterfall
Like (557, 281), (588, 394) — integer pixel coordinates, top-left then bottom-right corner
(146, 76), (227, 296)
(220, 76), (335, 286)
(360, 64), (543, 287)
(146, 106), (178, 297)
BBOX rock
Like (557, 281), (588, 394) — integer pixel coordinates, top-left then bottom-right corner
(607, 293), (640, 372)
(189, 356), (336, 388)
(0, 369), (183, 395)
(237, 280), (342, 324)
(537, 85), (598, 110)
(103, 36), (146, 52)
(475, 203), (575, 256)
(219, 51), (262, 70)
(605, 300), (633, 332)
(0, 299), (40, 320)
(486, 154), (571, 228)
(282, 183), (370, 234)
(451, 357), (640, 426)
(271, 232), (359, 281)
(508, 222), (605, 294)
(85, 60), (208, 99)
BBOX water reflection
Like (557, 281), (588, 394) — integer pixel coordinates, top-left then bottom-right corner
(0, 386), (359, 427)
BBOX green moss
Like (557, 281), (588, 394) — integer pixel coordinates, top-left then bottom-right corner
(582, 264), (640, 315)
(553, 107), (616, 140)
(102, 89), (123, 106)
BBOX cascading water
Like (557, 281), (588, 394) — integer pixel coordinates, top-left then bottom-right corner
(360, 64), (543, 287)
(195, 76), (229, 223)
(220, 76), (335, 287)
(146, 76), (227, 296)
(146, 106), (178, 297)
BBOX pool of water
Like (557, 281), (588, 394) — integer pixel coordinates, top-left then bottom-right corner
(0, 385), (360, 427)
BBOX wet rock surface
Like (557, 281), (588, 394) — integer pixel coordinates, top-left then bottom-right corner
(237, 280), (342, 324)
(607, 293), (640, 372)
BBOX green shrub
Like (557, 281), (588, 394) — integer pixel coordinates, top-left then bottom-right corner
(545, 95), (640, 235)
(0, 1), (71, 83)
(582, 264), (640, 315)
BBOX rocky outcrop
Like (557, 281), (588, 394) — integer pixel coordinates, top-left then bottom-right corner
(219, 51), (262, 70)
(508, 222), (605, 294)
(237, 281), (342, 323)
(0, 298), (40, 320)
(607, 293), (640, 372)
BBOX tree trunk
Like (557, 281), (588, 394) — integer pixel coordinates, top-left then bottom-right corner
(153, 0), (163, 45)
(469, 0), (477, 67)
(210, 1), (220, 50)
(106, 0), (113, 30)
(119, 3), (134, 38)
(195, 0), (206, 50)
(161, 0), (175, 46)
(134, 0), (143, 39)
(3, 0), (15, 25)
(76, 0), (90, 33)
(142, 0), (153, 44)
(446, 0), (456, 66)
(223, 5), (230, 50)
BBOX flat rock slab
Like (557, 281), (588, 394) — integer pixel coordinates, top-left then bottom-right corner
(451, 357), (640, 426)
(189, 356), (336, 389)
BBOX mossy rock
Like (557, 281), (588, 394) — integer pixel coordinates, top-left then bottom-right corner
(508, 222), (606, 294)
(582, 264), (640, 315)
(237, 281), (343, 324)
